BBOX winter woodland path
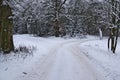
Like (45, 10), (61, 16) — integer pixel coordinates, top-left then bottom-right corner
(15, 39), (104, 80)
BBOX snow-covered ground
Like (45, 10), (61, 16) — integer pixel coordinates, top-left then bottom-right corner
(0, 35), (120, 80)
(79, 37), (120, 80)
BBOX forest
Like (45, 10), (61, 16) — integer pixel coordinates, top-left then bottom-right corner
(0, 0), (120, 80)
(0, 0), (120, 53)
(0, 0), (120, 54)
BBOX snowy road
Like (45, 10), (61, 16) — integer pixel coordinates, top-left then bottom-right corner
(14, 39), (104, 80)
(0, 35), (120, 80)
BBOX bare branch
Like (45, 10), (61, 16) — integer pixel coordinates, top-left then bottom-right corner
(58, 0), (67, 11)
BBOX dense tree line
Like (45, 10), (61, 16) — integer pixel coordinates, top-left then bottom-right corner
(10, 0), (119, 37)
(0, 0), (120, 53)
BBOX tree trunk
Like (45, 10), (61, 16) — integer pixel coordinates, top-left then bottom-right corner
(0, 0), (3, 52)
(99, 28), (103, 40)
(108, 0), (119, 53)
(54, 0), (67, 37)
(113, 27), (119, 53)
(0, 2), (14, 53)
(54, 0), (60, 37)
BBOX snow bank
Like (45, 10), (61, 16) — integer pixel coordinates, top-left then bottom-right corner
(79, 37), (120, 80)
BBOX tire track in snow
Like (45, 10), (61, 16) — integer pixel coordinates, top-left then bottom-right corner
(68, 43), (105, 80)
(59, 40), (104, 80)
(14, 40), (82, 80)
(15, 39), (104, 80)
(76, 40), (120, 80)
(15, 45), (61, 80)
(41, 39), (104, 80)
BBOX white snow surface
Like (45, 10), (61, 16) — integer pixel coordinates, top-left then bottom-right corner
(0, 34), (120, 80)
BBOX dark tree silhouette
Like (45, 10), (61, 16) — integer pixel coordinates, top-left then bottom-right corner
(0, 0), (14, 53)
